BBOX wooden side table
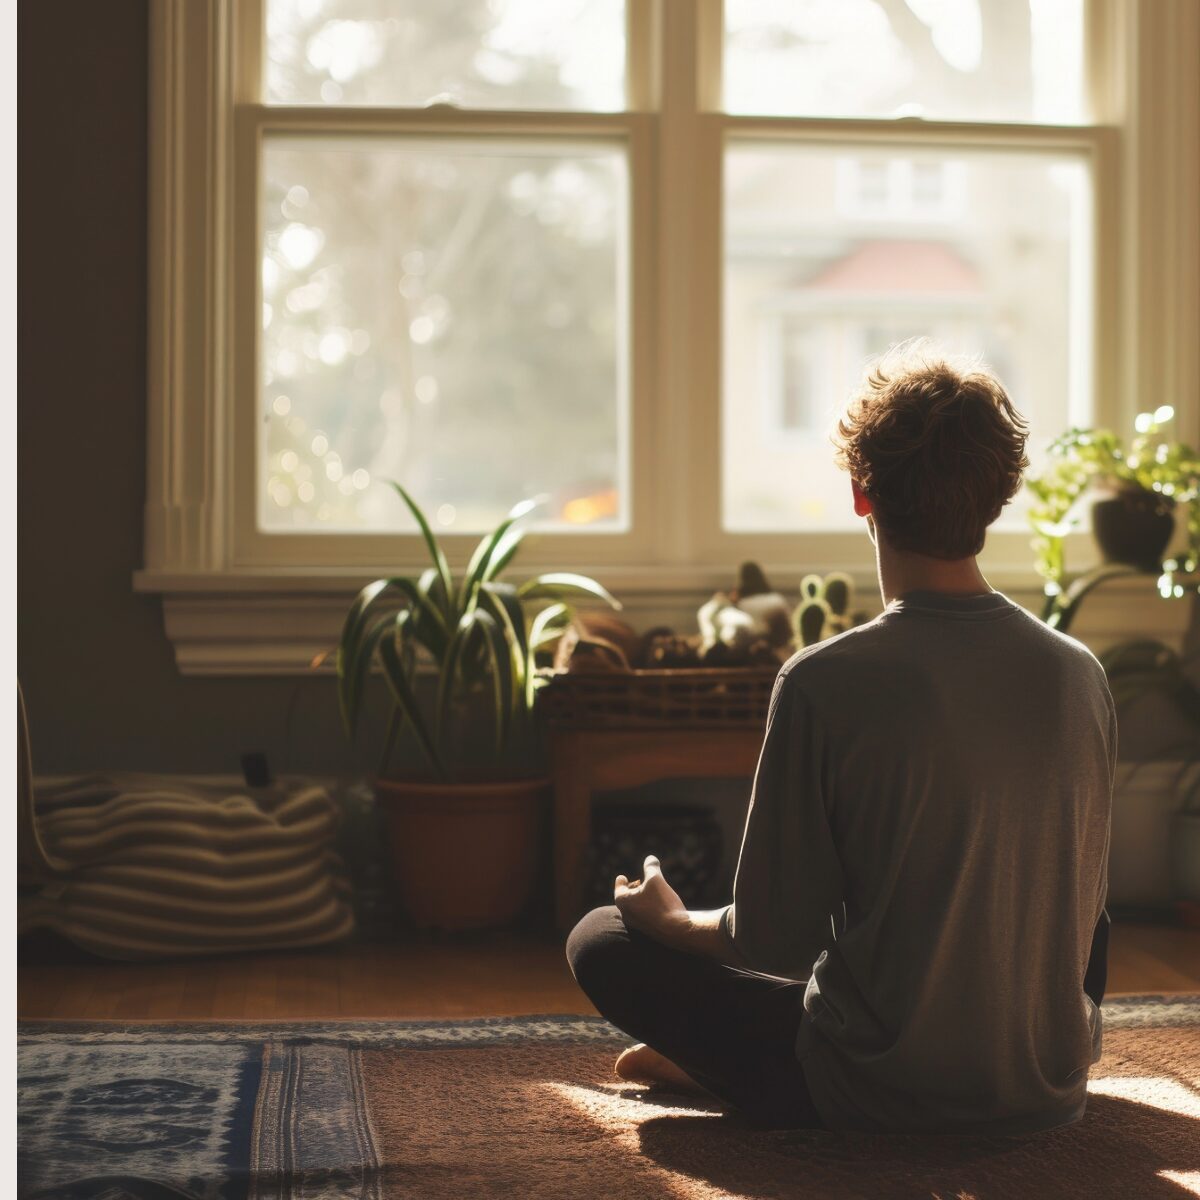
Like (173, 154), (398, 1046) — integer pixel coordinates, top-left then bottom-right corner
(549, 725), (764, 930)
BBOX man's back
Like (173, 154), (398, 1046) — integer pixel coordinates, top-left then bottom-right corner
(732, 588), (1115, 1134)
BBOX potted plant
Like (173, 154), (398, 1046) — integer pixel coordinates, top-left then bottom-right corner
(337, 484), (620, 931)
(1026, 407), (1200, 606)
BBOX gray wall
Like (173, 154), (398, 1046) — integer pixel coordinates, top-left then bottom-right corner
(18, 0), (356, 776)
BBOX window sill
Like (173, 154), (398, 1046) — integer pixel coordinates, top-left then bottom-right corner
(133, 567), (1195, 676)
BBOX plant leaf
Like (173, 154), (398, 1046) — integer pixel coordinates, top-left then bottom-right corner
(337, 609), (397, 740)
(378, 612), (445, 780)
(526, 602), (571, 707)
(478, 582), (528, 717)
(434, 611), (476, 750)
(471, 607), (512, 755)
(377, 704), (405, 779)
(337, 579), (395, 691)
(518, 572), (622, 610)
(390, 482), (453, 616)
(483, 524), (528, 583)
(529, 601), (571, 650)
(386, 573), (449, 659)
(459, 497), (541, 616)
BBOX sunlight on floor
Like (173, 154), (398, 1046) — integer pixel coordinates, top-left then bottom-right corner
(1089, 1077), (1200, 1196)
(1159, 1173), (1200, 1196)
(546, 1081), (730, 1200)
(547, 1072), (1200, 1197)
(1088, 1075), (1200, 1120)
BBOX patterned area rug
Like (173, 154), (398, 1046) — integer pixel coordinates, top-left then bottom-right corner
(18, 997), (1200, 1200)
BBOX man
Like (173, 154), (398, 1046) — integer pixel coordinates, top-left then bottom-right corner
(566, 345), (1115, 1133)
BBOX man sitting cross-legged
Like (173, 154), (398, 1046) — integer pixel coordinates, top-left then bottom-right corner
(566, 344), (1115, 1134)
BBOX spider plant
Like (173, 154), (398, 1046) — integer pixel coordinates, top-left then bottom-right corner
(336, 484), (620, 782)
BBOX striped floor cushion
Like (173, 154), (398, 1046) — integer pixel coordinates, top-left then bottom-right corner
(20, 775), (355, 959)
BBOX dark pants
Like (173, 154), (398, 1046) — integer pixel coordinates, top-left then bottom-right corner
(565, 905), (822, 1129)
(566, 906), (1112, 1131)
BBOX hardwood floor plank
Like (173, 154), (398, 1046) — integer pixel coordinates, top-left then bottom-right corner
(18, 922), (1199, 1022)
(1109, 922), (1200, 994)
(177, 959), (222, 1020)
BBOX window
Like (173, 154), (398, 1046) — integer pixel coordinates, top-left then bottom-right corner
(230, 0), (641, 562)
(726, 145), (1090, 531)
(141, 1), (1200, 673)
(719, 2), (1096, 537)
(259, 139), (629, 534)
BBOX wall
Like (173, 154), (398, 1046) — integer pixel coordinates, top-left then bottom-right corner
(17, 0), (354, 776)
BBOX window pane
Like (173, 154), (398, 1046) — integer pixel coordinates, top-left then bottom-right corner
(266, 0), (626, 111)
(723, 145), (1092, 531)
(724, 0), (1084, 123)
(261, 139), (627, 533)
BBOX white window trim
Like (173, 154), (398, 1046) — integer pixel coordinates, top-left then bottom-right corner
(137, 0), (1200, 674)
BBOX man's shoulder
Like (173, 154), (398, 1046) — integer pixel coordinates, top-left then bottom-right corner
(775, 598), (1110, 699)
(1009, 604), (1111, 683)
(776, 614), (892, 687)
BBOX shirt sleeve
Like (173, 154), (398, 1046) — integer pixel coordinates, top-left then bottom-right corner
(723, 672), (843, 979)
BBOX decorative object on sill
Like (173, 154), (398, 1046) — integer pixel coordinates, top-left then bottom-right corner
(585, 802), (723, 911)
(329, 484), (621, 932)
(538, 667), (777, 730)
(18, 685), (354, 960)
(552, 611), (641, 674)
(697, 561), (793, 667)
(642, 628), (704, 669)
(551, 562), (799, 677)
(793, 571), (868, 647)
(1026, 407), (1200, 607)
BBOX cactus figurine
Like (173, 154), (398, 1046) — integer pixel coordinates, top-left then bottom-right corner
(792, 572), (858, 646)
(795, 596), (831, 647)
(822, 571), (855, 633)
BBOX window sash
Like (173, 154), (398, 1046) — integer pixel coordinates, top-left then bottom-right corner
(174, 0), (1134, 581)
(234, 1), (1115, 577)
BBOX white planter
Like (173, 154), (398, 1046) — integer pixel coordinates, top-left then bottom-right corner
(1108, 761), (1200, 906)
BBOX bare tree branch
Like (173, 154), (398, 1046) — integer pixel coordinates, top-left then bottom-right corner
(873, 0), (968, 83)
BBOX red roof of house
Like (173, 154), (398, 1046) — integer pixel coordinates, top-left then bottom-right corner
(804, 240), (981, 293)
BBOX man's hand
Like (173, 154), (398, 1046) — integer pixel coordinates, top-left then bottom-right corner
(614, 855), (692, 946)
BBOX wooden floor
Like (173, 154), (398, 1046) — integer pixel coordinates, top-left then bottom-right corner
(17, 920), (1200, 1022)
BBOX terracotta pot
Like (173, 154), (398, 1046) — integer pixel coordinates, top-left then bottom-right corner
(375, 776), (549, 931)
(1091, 491), (1176, 572)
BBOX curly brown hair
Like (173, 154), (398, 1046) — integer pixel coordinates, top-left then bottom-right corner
(833, 343), (1030, 559)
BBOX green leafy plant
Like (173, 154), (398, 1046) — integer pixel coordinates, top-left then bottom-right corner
(1026, 407), (1200, 608)
(336, 484), (620, 781)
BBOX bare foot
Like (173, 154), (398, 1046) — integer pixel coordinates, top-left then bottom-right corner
(614, 1043), (709, 1094)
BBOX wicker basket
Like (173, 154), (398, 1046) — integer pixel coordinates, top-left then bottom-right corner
(536, 667), (778, 730)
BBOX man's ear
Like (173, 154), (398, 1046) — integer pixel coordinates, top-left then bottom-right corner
(851, 480), (872, 518)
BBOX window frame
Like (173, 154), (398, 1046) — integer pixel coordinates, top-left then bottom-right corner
(138, 0), (1200, 674)
(234, 6), (657, 566)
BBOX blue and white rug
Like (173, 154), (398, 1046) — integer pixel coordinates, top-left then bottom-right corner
(18, 998), (1200, 1200)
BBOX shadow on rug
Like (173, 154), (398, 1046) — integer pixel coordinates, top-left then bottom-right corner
(18, 997), (1200, 1200)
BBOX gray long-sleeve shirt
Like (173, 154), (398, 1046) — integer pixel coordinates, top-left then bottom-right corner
(721, 589), (1115, 1134)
